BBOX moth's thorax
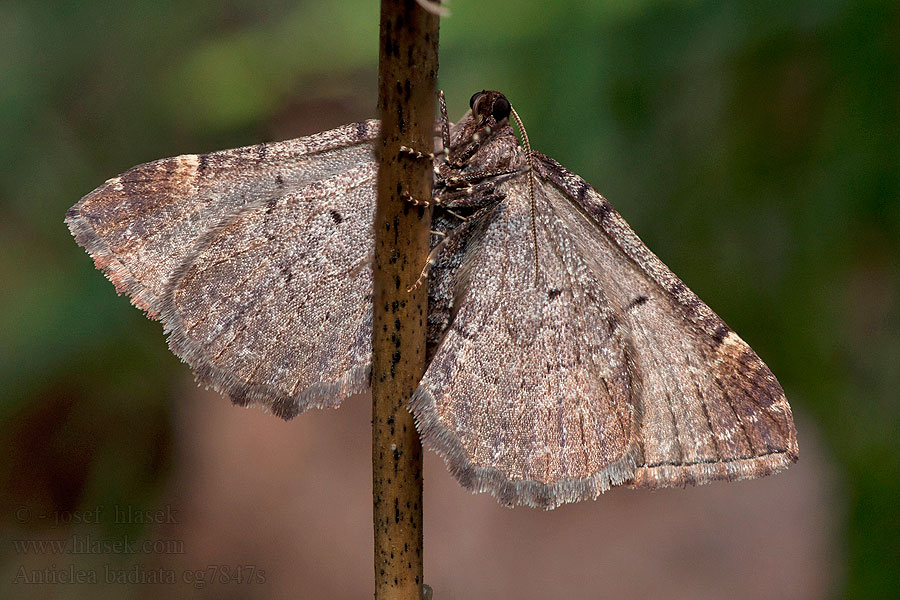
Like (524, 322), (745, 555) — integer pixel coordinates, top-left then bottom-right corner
(447, 117), (526, 174)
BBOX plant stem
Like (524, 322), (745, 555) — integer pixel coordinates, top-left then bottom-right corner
(372, 1), (439, 599)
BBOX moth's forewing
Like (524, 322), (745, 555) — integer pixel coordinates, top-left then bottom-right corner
(413, 173), (643, 509)
(67, 121), (381, 418)
(533, 153), (797, 493)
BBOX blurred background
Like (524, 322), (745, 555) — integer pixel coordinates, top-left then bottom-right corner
(1, 1), (897, 598)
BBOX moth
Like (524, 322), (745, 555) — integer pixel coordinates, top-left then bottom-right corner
(66, 90), (797, 509)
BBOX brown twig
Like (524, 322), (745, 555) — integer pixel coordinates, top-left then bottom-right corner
(372, 1), (439, 599)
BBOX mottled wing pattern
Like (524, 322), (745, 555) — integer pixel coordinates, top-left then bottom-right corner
(411, 152), (797, 509)
(412, 175), (644, 508)
(533, 153), (797, 489)
(69, 88), (796, 509)
(67, 121), (381, 417)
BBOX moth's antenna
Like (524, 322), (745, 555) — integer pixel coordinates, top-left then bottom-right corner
(510, 104), (539, 282)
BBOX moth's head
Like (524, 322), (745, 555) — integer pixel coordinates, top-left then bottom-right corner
(469, 90), (512, 129)
(449, 90), (517, 154)
(447, 90), (524, 169)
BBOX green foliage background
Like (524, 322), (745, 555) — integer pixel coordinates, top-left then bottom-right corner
(1, 1), (897, 597)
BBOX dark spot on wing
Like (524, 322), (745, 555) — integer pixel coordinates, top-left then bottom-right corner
(606, 313), (620, 334)
(198, 153), (209, 175)
(712, 324), (730, 347)
(330, 210), (343, 224)
(547, 288), (562, 300)
(576, 182), (591, 203)
(274, 174), (284, 186)
(593, 200), (611, 222)
(357, 121), (369, 138)
(626, 295), (649, 310)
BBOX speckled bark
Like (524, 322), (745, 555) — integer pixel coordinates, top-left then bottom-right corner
(372, 2), (438, 599)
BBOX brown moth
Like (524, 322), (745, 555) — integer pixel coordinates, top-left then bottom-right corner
(66, 90), (797, 509)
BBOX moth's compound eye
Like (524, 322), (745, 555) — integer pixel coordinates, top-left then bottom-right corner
(469, 91), (486, 110)
(492, 97), (511, 122)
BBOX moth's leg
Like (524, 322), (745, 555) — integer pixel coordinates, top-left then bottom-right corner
(444, 166), (529, 188)
(399, 146), (445, 161)
(447, 141), (478, 168)
(445, 210), (466, 222)
(439, 90), (451, 159)
(445, 126), (501, 168)
(408, 234), (452, 292)
(409, 211), (481, 292)
(409, 202), (498, 292)
(437, 206), (469, 222)
(434, 184), (505, 211)
(400, 90), (454, 166)
(443, 192), (506, 212)
(401, 190), (445, 208)
(400, 190), (431, 207)
(433, 183), (475, 203)
(400, 96), (450, 164)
